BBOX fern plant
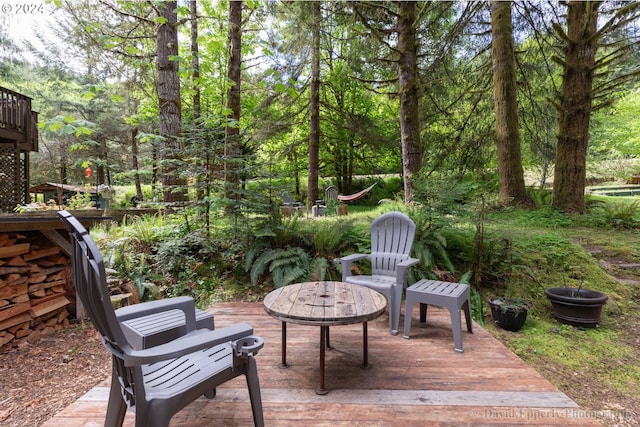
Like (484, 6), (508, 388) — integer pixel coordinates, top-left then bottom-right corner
(407, 207), (456, 282)
(245, 244), (310, 288)
(307, 220), (355, 281)
(589, 200), (640, 229)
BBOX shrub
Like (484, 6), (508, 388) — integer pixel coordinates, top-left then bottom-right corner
(587, 200), (640, 229)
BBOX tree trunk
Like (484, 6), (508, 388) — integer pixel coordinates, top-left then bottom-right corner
(397, 1), (421, 204)
(191, 0), (206, 202)
(307, 1), (321, 209)
(96, 137), (106, 186)
(191, 0), (201, 122)
(157, 0), (186, 202)
(224, 0), (242, 207)
(131, 127), (143, 201)
(491, 1), (532, 207)
(552, 1), (599, 214)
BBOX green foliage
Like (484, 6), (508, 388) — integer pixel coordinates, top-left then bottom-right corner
(591, 88), (640, 157)
(40, 115), (95, 137)
(307, 220), (356, 281)
(469, 284), (485, 326)
(94, 213), (191, 301)
(100, 236), (161, 301)
(516, 234), (577, 273)
(412, 173), (479, 220)
(242, 214), (358, 287)
(586, 200), (640, 229)
(489, 296), (530, 313)
(242, 212), (309, 288)
(490, 205), (573, 229)
(125, 214), (166, 247)
(474, 233), (530, 288)
(407, 174), (479, 279)
(155, 230), (215, 276)
(309, 220), (353, 257)
(64, 191), (95, 209)
(245, 243), (310, 288)
(310, 257), (329, 282)
(409, 227), (455, 281)
(526, 188), (553, 208)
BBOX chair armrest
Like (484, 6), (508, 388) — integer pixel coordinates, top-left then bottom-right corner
(397, 257), (419, 268)
(335, 253), (369, 263)
(119, 322), (255, 366)
(396, 257), (419, 285)
(115, 296), (197, 332)
(335, 253), (370, 281)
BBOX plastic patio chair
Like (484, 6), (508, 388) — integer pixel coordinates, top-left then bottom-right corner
(58, 210), (265, 427)
(335, 211), (419, 335)
(325, 185), (339, 202)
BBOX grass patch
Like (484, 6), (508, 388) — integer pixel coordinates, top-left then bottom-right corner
(479, 202), (640, 417)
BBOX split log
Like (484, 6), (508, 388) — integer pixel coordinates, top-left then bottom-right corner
(0, 243), (30, 258)
(0, 312), (31, 331)
(11, 294), (29, 303)
(0, 232), (73, 348)
(28, 279), (66, 294)
(0, 266), (31, 275)
(0, 301), (31, 322)
(30, 296), (70, 318)
(5, 256), (27, 266)
(23, 246), (61, 262)
(0, 283), (27, 299)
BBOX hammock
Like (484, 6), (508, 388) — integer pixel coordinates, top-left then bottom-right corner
(337, 182), (377, 202)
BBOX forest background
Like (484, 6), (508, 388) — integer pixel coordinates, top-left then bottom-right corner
(2, 1), (640, 425)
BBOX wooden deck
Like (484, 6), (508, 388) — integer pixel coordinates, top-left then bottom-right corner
(43, 302), (602, 426)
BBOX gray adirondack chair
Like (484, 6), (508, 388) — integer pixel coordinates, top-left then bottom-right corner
(281, 192), (303, 210)
(335, 211), (419, 335)
(58, 210), (265, 427)
(325, 185), (339, 202)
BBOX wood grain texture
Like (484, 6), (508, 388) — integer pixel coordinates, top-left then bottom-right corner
(264, 281), (386, 326)
(43, 301), (602, 426)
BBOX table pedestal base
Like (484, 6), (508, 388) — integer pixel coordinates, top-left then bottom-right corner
(358, 322), (371, 370)
(278, 322), (289, 368)
(317, 326), (329, 395)
(279, 321), (371, 394)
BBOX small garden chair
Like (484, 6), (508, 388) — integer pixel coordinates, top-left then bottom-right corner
(335, 211), (419, 335)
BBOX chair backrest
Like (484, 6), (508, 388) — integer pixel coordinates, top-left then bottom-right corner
(325, 185), (339, 201)
(369, 211), (416, 276)
(58, 210), (128, 355)
(281, 192), (294, 206)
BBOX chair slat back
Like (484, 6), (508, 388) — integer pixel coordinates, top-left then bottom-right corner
(59, 211), (127, 352)
(325, 185), (339, 201)
(370, 212), (416, 275)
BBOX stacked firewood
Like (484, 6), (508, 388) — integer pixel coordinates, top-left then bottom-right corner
(0, 232), (72, 350)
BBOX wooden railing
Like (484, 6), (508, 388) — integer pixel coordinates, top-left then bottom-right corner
(0, 86), (38, 150)
(0, 86), (31, 131)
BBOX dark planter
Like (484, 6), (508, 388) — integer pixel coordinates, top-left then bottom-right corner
(544, 287), (608, 328)
(489, 297), (529, 332)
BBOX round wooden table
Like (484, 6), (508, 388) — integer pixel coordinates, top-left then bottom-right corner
(263, 281), (387, 394)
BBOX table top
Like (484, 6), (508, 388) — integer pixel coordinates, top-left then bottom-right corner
(263, 281), (387, 326)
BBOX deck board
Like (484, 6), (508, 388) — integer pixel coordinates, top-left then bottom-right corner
(43, 301), (601, 426)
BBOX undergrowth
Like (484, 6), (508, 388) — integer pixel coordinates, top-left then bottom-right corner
(86, 182), (640, 423)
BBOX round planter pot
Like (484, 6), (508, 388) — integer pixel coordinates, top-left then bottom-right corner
(544, 287), (608, 328)
(489, 298), (529, 332)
